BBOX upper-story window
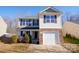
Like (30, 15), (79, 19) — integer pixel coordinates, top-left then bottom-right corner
(23, 20), (25, 25)
(44, 15), (57, 23)
(33, 20), (39, 26)
(25, 20), (33, 26)
(20, 19), (25, 26)
(20, 19), (22, 26)
(19, 18), (39, 27)
(44, 15), (50, 23)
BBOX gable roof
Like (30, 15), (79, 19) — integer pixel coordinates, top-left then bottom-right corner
(40, 7), (60, 13)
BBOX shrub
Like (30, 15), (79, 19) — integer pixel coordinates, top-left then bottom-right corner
(23, 33), (30, 43)
(0, 38), (4, 44)
(64, 33), (79, 44)
(66, 34), (71, 38)
(10, 35), (18, 43)
(29, 35), (32, 43)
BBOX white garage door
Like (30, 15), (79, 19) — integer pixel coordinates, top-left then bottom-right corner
(43, 32), (58, 45)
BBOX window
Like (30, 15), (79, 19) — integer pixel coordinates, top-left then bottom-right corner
(33, 20), (38, 26)
(25, 20), (28, 26)
(23, 20), (25, 25)
(51, 15), (57, 23)
(37, 20), (39, 26)
(33, 20), (39, 26)
(44, 15), (50, 23)
(20, 19), (39, 27)
(25, 19), (33, 26)
(29, 20), (33, 26)
(20, 19), (22, 26)
(44, 15), (57, 23)
(20, 19), (25, 26)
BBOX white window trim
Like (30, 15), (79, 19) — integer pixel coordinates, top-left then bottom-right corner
(44, 15), (57, 23)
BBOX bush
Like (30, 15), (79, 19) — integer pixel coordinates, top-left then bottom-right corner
(0, 38), (4, 44)
(29, 35), (32, 43)
(64, 33), (79, 44)
(23, 33), (30, 43)
(66, 34), (71, 38)
(0, 37), (11, 44)
(10, 35), (18, 43)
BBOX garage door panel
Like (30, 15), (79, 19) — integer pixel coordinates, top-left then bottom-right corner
(43, 32), (57, 45)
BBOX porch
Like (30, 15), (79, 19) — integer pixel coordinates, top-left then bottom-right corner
(19, 30), (39, 44)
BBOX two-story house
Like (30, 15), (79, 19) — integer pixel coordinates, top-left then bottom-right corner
(17, 7), (63, 45)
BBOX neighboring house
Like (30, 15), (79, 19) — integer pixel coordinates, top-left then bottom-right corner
(17, 7), (63, 45)
(3, 18), (17, 34)
(63, 21), (79, 39)
(0, 16), (7, 36)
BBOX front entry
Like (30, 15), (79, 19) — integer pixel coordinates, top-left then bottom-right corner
(20, 31), (39, 44)
(30, 31), (39, 44)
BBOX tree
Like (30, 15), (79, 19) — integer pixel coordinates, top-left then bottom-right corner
(24, 33), (30, 43)
(11, 35), (18, 43)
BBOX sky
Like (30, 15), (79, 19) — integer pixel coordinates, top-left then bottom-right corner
(0, 6), (79, 20)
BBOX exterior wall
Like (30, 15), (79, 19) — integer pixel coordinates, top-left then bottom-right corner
(63, 22), (79, 39)
(39, 14), (62, 29)
(0, 16), (7, 36)
(39, 29), (63, 44)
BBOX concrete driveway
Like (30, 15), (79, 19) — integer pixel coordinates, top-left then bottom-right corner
(26, 44), (71, 53)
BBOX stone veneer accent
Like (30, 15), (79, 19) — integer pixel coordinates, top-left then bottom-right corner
(39, 29), (63, 45)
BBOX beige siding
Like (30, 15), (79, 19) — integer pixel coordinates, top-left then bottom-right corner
(39, 14), (62, 29)
(63, 22), (79, 38)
